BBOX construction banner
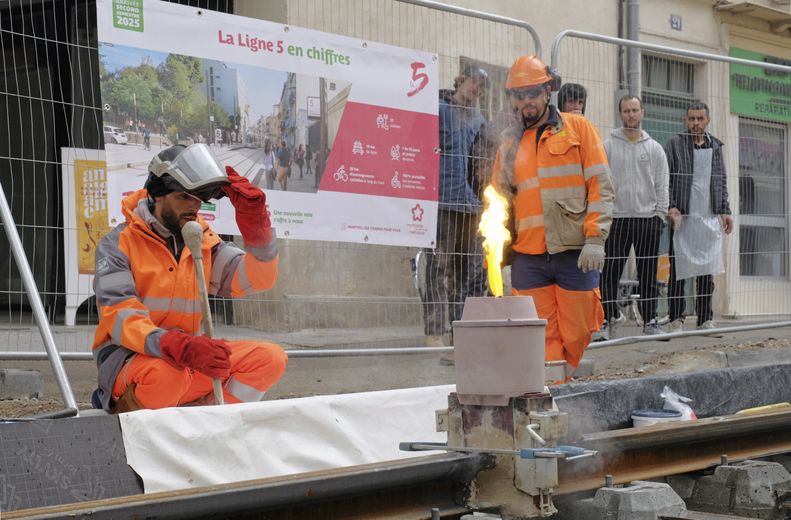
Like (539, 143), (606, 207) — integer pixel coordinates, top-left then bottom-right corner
(96, 0), (439, 247)
(61, 148), (110, 326)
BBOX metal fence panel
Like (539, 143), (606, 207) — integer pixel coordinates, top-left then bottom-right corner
(0, 0), (539, 369)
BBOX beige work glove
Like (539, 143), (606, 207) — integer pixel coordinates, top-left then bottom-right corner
(577, 243), (605, 273)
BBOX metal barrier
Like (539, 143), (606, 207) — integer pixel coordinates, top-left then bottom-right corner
(0, 1), (540, 404)
(551, 30), (791, 340)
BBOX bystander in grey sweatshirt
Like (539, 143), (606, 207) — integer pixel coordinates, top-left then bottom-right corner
(604, 128), (669, 219)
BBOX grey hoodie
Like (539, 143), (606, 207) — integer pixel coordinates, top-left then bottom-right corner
(604, 128), (669, 219)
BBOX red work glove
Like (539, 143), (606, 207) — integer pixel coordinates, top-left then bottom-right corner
(222, 166), (272, 246)
(159, 330), (232, 379)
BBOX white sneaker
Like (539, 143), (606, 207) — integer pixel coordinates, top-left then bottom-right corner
(697, 320), (715, 330)
(667, 319), (684, 333)
(643, 319), (664, 335)
(592, 322), (609, 342)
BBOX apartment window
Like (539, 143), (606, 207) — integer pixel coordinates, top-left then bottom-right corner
(738, 118), (788, 277)
(641, 55), (696, 146)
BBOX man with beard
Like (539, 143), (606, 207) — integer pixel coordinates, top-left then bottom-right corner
(491, 55), (614, 380)
(599, 95), (669, 340)
(91, 143), (287, 412)
(665, 102), (733, 332)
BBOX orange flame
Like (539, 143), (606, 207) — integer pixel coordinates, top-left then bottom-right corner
(478, 185), (511, 297)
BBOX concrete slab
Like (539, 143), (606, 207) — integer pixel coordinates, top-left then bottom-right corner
(0, 368), (42, 399)
(0, 415), (141, 512)
(688, 460), (791, 518)
(588, 481), (686, 520)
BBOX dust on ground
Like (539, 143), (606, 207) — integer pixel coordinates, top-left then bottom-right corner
(579, 337), (791, 381)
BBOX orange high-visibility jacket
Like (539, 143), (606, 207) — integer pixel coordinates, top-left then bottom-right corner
(493, 109), (614, 255)
(91, 190), (278, 408)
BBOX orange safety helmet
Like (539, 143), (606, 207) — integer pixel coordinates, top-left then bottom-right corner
(506, 55), (561, 91)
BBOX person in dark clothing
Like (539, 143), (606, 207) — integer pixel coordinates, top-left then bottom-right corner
(665, 101), (733, 332)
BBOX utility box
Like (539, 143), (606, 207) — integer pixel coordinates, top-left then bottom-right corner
(452, 296), (546, 406)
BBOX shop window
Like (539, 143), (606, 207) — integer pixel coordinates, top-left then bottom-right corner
(738, 118), (788, 277)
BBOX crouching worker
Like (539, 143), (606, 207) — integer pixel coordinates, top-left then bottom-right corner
(92, 143), (287, 413)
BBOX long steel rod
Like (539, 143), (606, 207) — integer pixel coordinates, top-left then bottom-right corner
(0, 180), (77, 413)
(7, 317), (784, 361)
(3, 318), (791, 360)
(551, 29), (791, 75)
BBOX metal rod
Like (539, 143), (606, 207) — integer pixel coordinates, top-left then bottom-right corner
(0, 180), (77, 413)
(587, 321), (791, 350)
(4, 318), (791, 360)
(182, 221), (224, 405)
(395, 0), (542, 57)
(550, 29), (791, 75)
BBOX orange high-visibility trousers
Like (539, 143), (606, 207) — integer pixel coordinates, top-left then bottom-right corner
(112, 340), (288, 409)
(512, 285), (603, 368)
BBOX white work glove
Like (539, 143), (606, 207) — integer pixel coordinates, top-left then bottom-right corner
(577, 243), (605, 273)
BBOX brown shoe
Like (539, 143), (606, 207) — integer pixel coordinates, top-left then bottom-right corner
(113, 384), (144, 414)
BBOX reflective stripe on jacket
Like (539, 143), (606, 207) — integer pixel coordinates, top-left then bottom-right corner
(492, 108), (614, 255)
(91, 189), (278, 409)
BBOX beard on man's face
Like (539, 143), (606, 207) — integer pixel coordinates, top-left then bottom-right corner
(160, 205), (186, 237)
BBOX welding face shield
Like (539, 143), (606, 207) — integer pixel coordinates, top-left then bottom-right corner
(146, 143), (229, 202)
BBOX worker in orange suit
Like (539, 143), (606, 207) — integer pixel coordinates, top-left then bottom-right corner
(492, 55), (614, 380)
(91, 143), (287, 413)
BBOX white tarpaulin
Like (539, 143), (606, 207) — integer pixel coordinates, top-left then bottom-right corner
(120, 385), (453, 493)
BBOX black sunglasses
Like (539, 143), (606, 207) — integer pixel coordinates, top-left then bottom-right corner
(507, 85), (546, 101)
(188, 184), (227, 203)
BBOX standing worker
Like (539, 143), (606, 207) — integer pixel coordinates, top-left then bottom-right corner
(492, 55), (614, 380)
(91, 143), (287, 413)
(421, 64), (490, 357)
(599, 95), (669, 339)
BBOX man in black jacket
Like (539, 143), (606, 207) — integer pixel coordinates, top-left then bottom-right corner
(665, 102), (733, 332)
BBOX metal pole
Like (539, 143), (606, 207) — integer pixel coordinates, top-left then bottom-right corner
(551, 30), (791, 76)
(626, 0), (640, 96)
(4, 318), (791, 360)
(394, 0), (541, 58)
(0, 181), (77, 412)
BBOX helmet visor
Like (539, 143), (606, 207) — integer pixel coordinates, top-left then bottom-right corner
(151, 143), (229, 192)
(157, 174), (227, 203)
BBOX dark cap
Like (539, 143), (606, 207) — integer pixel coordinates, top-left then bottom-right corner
(460, 64), (491, 88)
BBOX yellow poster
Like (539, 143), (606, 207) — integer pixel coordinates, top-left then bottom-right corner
(75, 159), (109, 274)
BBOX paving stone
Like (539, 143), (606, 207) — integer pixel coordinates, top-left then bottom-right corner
(0, 368), (42, 399)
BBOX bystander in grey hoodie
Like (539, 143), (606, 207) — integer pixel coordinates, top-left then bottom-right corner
(604, 128), (669, 219)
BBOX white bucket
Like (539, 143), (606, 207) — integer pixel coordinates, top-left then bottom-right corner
(631, 409), (683, 428)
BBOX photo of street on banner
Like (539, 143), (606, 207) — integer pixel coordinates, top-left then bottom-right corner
(97, 0), (439, 247)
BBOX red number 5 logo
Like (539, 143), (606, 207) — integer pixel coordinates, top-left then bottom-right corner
(407, 62), (429, 97)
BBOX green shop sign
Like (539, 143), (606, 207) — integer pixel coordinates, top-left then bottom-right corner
(730, 48), (791, 123)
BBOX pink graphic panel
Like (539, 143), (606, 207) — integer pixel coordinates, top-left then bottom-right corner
(320, 101), (438, 201)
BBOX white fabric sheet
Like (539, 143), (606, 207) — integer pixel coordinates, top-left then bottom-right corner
(120, 385), (454, 493)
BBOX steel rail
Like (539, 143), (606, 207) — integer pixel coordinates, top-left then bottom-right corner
(4, 453), (485, 520)
(557, 410), (791, 495)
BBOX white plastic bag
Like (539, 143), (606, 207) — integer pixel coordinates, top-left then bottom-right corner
(673, 215), (724, 280)
(661, 386), (697, 421)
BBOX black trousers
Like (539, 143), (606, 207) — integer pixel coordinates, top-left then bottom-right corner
(422, 210), (487, 336)
(602, 217), (663, 323)
(668, 228), (714, 326)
